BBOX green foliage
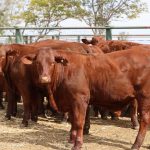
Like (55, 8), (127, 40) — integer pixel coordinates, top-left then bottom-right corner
(21, 0), (86, 27)
(0, 0), (26, 27)
(18, 0), (87, 41)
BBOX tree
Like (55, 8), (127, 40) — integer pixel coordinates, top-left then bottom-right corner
(20, 0), (86, 41)
(0, 0), (25, 27)
(0, 0), (25, 38)
(81, 0), (148, 34)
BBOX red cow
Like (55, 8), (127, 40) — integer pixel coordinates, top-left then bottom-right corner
(82, 36), (140, 128)
(29, 39), (101, 53)
(22, 45), (150, 150)
(82, 36), (141, 53)
(21, 48), (135, 150)
(1, 41), (101, 125)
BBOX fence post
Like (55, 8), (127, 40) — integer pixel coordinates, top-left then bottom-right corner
(15, 27), (24, 43)
(105, 26), (112, 40)
(77, 35), (80, 42)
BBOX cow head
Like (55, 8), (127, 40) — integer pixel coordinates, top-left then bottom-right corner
(82, 36), (106, 46)
(21, 49), (68, 84)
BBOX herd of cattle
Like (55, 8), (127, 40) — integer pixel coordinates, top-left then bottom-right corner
(0, 36), (150, 150)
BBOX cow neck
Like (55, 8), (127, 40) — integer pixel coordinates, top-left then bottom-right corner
(51, 62), (64, 92)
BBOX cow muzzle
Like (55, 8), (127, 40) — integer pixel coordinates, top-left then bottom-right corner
(40, 76), (51, 83)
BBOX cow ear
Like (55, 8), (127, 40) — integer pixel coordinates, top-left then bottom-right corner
(81, 39), (91, 44)
(55, 56), (68, 66)
(21, 54), (36, 65)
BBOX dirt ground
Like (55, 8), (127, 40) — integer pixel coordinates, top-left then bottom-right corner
(0, 104), (150, 150)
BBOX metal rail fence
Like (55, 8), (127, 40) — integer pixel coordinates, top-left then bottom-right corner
(0, 26), (150, 44)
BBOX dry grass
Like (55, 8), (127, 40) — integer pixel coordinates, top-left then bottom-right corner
(0, 104), (150, 150)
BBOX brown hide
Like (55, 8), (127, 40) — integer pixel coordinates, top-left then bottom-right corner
(23, 45), (150, 149)
(1, 41), (101, 125)
(22, 48), (134, 149)
(82, 36), (140, 126)
(1, 44), (45, 124)
(82, 36), (141, 53)
(29, 39), (101, 53)
(107, 45), (150, 149)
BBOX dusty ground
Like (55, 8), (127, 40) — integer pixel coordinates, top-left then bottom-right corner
(0, 104), (150, 150)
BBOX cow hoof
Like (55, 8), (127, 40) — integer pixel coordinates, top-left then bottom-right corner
(20, 123), (28, 128)
(21, 121), (28, 127)
(111, 117), (119, 120)
(31, 116), (38, 122)
(0, 105), (5, 109)
(65, 142), (73, 148)
(83, 130), (89, 135)
(71, 146), (81, 150)
(131, 145), (139, 150)
(101, 117), (108, 120)
(12, 113), (17, 117)
(5, 115), (11, 120)
(68, 139), (75, 144)
(38, 113), (46, 118)
(72, 140), (82, 150)
(132, 125), (139, 130)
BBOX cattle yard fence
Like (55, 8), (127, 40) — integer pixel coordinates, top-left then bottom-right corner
(0, 26), (150, 44)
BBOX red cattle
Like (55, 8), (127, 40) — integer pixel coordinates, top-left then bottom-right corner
(105, 45), (150, 150)
(29, 39), (101, 53)
(82, 36), (141, 53)
(22, 45), (150, 150)
(21, 48), (136, 150)
(82, 36), (140, 127)
(1, 44), (40, 124)
(1, 41), (101, 125)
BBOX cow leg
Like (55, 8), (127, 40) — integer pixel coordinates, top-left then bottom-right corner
(132, 95), (150, 150)
(37, 94), (45, 117)
(72, 98), (88, 150)
(100, 107), (109, 120)
(22, 100), (30, 127)
(21, 90), (31, 127)
(130, 99), (139, 129)
(131, 110), (150, 149)
(31, 107), (38, 122)
(5, 91), (16, 120)
(31, 91), (42, 122)
(69, 113), (77, 144)
(0, 92), (4, 109)
(31, 99), (38, 122)
(11, 93), (19, 117)
(83, 105), (91, 135)
(93, 106), (99, 117)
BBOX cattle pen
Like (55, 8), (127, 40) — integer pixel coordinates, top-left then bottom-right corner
(1, 26), (150, 150)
